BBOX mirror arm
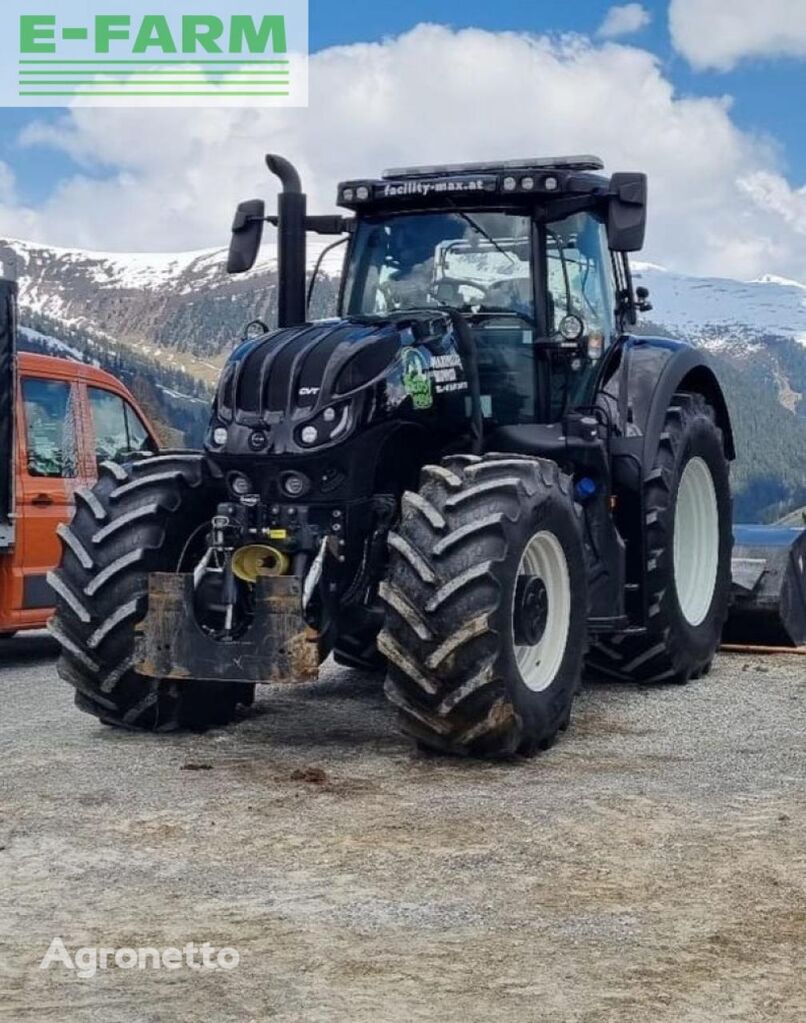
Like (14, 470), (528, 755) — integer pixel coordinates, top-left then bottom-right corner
(262, 215), (350, 234)
(307, 215), (351, 235)
(620, 256), (638, 327)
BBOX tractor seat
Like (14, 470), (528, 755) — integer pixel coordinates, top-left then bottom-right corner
(486, 423), (567, 460)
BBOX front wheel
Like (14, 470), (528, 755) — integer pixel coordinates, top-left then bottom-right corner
(587, 392), (732, 684)
(379, 454), (588, 758)
(48, 454), (255, 731)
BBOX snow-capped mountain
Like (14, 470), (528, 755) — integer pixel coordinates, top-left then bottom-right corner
(0, 236), (344, 382)
(633, 262), (806, 348)
(633, 263), (806, 520)
(2, 236), (805, 521)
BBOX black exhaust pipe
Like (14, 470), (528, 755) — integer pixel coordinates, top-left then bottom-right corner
(265, 154), (307, 328)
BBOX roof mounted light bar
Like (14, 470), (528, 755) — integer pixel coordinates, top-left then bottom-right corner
(382, 155), (605, 179)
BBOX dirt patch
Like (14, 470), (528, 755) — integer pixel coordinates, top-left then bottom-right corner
(0, 639), (804, 1022)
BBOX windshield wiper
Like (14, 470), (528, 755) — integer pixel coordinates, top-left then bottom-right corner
(448, 205), (516, 265)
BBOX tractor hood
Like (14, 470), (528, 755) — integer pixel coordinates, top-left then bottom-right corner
(205, 312), (472, 459)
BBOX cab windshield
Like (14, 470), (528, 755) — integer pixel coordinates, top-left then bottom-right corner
(344, 211), (533, 322)
(341, 209), (615, 427)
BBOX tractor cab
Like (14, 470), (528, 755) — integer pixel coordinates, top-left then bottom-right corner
(228, 155), (648, 441)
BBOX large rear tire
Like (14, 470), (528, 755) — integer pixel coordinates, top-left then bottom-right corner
(379, 454), (588, 758)
(587, 392), (732, 684)
(48, 454), (255, 730)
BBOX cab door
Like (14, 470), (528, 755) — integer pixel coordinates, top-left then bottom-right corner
(13, 372), (84, 614)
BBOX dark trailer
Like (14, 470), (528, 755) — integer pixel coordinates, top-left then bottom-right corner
(0, 279), (15, 552)
(728, 524), (806, 648)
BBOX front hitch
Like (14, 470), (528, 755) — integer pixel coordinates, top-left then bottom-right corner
(135, 573), (319, 684)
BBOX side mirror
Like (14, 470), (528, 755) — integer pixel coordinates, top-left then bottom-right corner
(227, 199), (266, 274)
(635, 285), (653, 312)
(607, 173), (647, 252)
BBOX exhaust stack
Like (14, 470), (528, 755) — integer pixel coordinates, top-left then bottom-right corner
(266, 154), (307, 328)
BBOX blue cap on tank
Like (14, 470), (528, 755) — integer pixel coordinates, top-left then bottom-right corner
(575, 477), (597, 502)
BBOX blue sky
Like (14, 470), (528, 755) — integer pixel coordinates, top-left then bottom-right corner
(307, 0), (804, 171)
(0, 1), (803, 283)
(1, 0), (803, 204)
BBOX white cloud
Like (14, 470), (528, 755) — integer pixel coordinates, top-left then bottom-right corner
(0, 162), (16, 205)
(0, 24), (804, 282)
(738, 172), (806, 234)
(670, 0), (806, 71)
(597, 4), (651, 40)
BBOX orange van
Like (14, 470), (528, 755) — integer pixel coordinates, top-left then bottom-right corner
(0, 279), (159, 636)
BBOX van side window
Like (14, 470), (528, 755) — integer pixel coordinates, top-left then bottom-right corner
(22, 378), (79, 478)
(88, 387), (155, 465)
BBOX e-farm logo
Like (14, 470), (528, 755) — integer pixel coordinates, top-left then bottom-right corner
(3, 1), (308, 107)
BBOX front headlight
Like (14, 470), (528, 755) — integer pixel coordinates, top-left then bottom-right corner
(296, 403), (351, 447)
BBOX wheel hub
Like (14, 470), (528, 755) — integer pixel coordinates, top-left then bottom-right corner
(673, 455), (719, 627)
(514, 575), (548, 646)
(511, 530), (571, 693)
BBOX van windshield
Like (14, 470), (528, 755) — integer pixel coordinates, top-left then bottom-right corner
(343, 211), (533, 322)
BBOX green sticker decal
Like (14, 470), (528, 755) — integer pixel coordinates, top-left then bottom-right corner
(402, 348), (433, 410)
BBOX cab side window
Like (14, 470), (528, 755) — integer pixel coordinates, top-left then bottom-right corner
(545, 213), (616, 418)
(546, 214), (615, 342)
(88, 387), (155, 465)
(22, 378), (79, 478)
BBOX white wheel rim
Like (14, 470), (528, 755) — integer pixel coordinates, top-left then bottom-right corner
(673, 456), (719, 627)
(512, 530), (571, 692)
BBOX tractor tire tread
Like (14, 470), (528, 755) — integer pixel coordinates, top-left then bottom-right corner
(380, 454), (587, 758)
(49, 453), (251, 731)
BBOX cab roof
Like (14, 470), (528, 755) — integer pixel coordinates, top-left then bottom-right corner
(337, 155), (612, 213)
(382, 155), (604, 178)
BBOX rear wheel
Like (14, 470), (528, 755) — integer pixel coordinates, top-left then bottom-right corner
(587, 392), (732, 684)
(332, 636), (386, 672)
(379, 454), (588, 758)
(48, 454), (255, 730)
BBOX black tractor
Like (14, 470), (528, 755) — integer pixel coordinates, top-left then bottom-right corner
(49, 153), (734, 757)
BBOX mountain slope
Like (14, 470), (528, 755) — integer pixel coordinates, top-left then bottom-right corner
(1, 237), (341, 374)
(632, 263), (806, 520)
(633, 263), (806, 345)
(2, 237), (805, 521)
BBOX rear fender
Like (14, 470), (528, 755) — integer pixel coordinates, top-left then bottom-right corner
(616, 337), (735, 472)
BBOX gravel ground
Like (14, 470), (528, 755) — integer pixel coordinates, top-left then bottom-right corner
(0, 632), (804, 1023)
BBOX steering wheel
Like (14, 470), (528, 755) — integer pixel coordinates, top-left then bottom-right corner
(379, 277), (434, 311)
(429, 278), (487, 305)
